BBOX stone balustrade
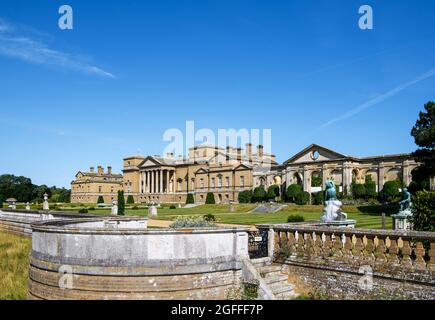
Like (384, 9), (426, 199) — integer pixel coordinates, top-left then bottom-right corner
(258, 224), (434, 284)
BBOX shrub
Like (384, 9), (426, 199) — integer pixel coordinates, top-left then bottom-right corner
(169, 216), (216, 229)
(169, 205), (176, 209)
(205, 192), (216, 204)
(0, 195), (3, 208)
(203, 214), (217, 222)
(287, 214), (305, 223)
(186, 193), (195, 204)
(364, 177), (377, 198)
(286, 184), (302, 203)
(127, 195), (135, 204)
(78, 208), (88, 214)
(295, 191), (310, 205)
(267, 185), (280, 201)
(238, 190), (253, 203)
(410, 191), (435, 232)
(88, 207), (95, 211)
(132, 206), (139, 210)
(352, 183), (366, 199)
(97, 196), (104, 204)
(312, 191), (324, 205)
(253, 186), (267, 202)
(118, 190), (125, 215)
(382, 181), (400, 202)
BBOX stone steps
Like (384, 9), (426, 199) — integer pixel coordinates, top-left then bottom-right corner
(254, 262), (298, 300)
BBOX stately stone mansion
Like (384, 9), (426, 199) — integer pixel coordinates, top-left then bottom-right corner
(70, 144), (420, 204)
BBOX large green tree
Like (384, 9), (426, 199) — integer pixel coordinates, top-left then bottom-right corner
(410, 101), (434, 191)
(117, 190), (125, 215)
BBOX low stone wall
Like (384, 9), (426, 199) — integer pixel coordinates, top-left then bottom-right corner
(29, 218), (249, 300)
(0, 209), (107, 237)
(259, 224), (435, 300)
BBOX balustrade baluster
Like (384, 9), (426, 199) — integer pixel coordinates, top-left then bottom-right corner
(387, 236), (400, 267)
(429, 242), (435, 272)
(400, 238), (413, 270)
(375, 236), (387, 266)
(413, 241), (426, 271)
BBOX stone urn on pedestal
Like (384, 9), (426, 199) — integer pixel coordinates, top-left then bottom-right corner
(111, 200), (118, 215)
(320, 181), (356, 228)
(42, 193), (50, 211)
(148, 203), (158, 218)
(391, 188), (413, 230)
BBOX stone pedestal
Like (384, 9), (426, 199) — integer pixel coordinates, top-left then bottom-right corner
(111, 201), (118, 216)
(323, 220), (357, 228)
(148, 206), (158, 218)
(392, 211), (412, 231)
(43, 193), (49, 211)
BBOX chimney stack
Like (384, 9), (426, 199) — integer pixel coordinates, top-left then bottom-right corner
(246, 143), (253, 162)
(257, 145), (264, 159)
(98, 166), (104, 175)
(226, 146), (231, 160)
(237, 148), (242, 161)
(107, 166), (112, 175)
(90, 166), (95, 173)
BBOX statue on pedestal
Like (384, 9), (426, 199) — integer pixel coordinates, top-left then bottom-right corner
(25, 202), (31, 210)
(43, 193), (50, 211)
(399, 188), (412, 215)
(148, 202), (158, 218)
(320, 181), (348, 223)
(111, 200), (118, 215)
(392, 188), (413, 231)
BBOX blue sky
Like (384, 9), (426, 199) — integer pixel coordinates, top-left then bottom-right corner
(0, 0), (434, 188)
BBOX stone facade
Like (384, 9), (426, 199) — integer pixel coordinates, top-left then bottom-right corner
(257, 144), (421, 197)
(71, 143), (422, 204)
(70, 166), (123, 204)
(123, 143), (276, 204)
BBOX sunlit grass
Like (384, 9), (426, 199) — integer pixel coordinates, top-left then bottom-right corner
(0, 232), (31, 300)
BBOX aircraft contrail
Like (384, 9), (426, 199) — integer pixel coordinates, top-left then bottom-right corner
(319, 66), (435, 129)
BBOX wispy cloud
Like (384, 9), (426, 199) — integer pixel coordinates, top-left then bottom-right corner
(0, 18), (115, 78)
(319, 67), (435, 129)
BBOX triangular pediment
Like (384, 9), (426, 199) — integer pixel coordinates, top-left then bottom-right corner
(139, 156), (162, 168)
(234, 164), (251, 171)
(284, 144), (347, 164)
(195, 168), (209, 174)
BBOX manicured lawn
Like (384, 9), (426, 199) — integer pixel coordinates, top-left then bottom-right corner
(59, 204), (393, 229)
(0, 232), (31, 300)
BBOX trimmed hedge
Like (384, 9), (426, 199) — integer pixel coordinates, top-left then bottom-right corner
(117, 190), (125, 215)
(312, 191), (324, 205)
(253, 186), (267, 202)
(205, 192), (216, 204)
(97, 196), (104, 204)
(267, 185), (280, 200)
(352, 183), (366, 199)
(186, 193), (195, 204)
(286, 184), (302, 203)
(287, 214), (305, 223)
(382, 181), (400, 202)
(127, 195), (135, 204)
(295, 191), (310, 205)
(238, 190), (253, 203)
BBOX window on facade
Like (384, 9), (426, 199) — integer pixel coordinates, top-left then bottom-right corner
(178, 180), (182, 191)
(191, 178), (195, 190)
(211, 177), (215, 188)
(218, 176), (222, 188)
(200, 178), (204, 188)
(240, 176), (245, 190)
(226, 177), (230, 188)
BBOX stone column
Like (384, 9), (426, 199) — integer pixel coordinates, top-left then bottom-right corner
(166, 170), (170, 193)
(322, 165), (328, 189)
(403, 160), (412, 187)
(159, 170), (163, 194)
(378, 164), (386, 192)
(303, 166), (310, 193)
(342, 162), (353, 196)
(173, 171), (177, 192)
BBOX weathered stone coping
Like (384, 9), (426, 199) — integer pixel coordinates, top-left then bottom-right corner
(32, 217), (248, 235)
(256, 223), (435, 240)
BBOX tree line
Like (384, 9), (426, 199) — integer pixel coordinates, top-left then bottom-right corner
(0, 174), (71, 205)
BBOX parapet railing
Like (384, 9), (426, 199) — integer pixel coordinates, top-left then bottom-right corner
(257, 224), (434, 283)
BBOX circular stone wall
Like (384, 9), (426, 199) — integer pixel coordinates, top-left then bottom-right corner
(28, 218), (249, 300)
